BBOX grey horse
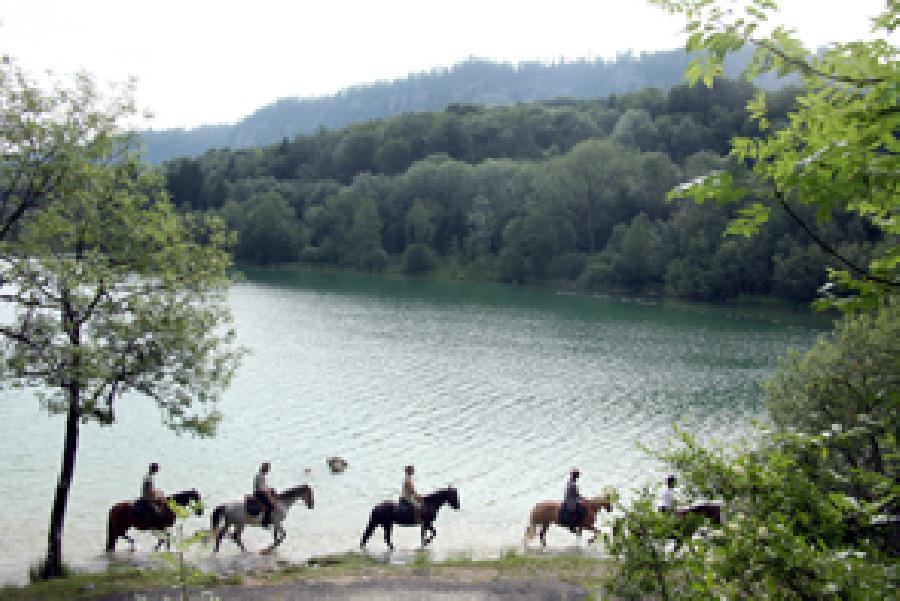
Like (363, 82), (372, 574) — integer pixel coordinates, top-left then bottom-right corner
(210, 484), (314, 552)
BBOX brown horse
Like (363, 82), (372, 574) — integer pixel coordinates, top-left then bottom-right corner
(524, 493), (613, 547)
(106, 489), (202, 552)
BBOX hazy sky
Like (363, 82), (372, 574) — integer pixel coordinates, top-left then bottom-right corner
(1, 0), (891, 129)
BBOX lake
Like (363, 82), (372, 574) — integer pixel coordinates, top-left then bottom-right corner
(0, 268), (829, 584)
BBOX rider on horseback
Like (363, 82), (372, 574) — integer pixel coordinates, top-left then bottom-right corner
(401, 465), (423, 523)
(254, 461), (276, 527)
(658, 474), (677, 512)
(561, 468), (585, 532)
(141, 462), (165, 519)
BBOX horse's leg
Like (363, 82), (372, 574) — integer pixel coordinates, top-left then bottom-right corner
(384, 523), (394, 551)
(539, 523), (548, 547)
(124, 534), (136, 552)
(235, 526), (247, 552)
(273, 522), (286, 548)
(214, 520), (228, 552)
(360, 517), (376, 548)
(153, 531), (171, 552)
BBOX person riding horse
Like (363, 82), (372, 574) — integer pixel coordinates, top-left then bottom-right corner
(254, 461), (276, 527)
(560, 468), (586, 532)
(400, 465), (423, 523)
(136, 462), (165, 520)
(658, 474), (677, 513)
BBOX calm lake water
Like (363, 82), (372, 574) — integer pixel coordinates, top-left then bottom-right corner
(0, 269), (830, 584)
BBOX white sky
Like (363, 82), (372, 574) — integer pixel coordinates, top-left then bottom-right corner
(1, 0), (891, 129)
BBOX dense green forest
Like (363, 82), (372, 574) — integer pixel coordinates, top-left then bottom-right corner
(142, 47), (783, 164)
(163, 77), (884, 304)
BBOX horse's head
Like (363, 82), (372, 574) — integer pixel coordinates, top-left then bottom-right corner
(703, 502), (722, 525)
(279, 484), (314, 509)
(445, 486), (460, 510)
(169, 489), (204, 516)
(588, 490), (615, 512)
(423, 486), (459, 512)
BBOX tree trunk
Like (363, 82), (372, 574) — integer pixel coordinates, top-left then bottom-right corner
(40, 389), (80, 579)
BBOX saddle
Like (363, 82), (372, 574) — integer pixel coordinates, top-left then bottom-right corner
(244, 495), (264, 516)
(132, 498), (162, 521)
(558, 501), (587, 531)
(394, 499), (419, 525)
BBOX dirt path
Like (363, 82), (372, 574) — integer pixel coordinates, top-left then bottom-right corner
(97, 577), (590, 600)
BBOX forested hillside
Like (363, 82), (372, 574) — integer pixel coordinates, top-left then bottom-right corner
(142, 48), (774, 163)
(164, 78), (884, 303)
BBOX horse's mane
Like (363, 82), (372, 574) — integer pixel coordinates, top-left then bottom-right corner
(424, 486), (456, 500)
(278, 484), (312, 501)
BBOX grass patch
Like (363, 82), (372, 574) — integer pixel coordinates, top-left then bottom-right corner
(0, 565), (240, 600)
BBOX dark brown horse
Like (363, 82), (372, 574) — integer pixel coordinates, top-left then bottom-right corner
(360, 486), (459, 550)
(524, 493), (614, 547)
(106, 489), (202, 552)
(672, 501), (722, 549)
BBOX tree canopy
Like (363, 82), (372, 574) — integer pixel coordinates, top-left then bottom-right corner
(0, 58), (242, 579)
(605, 3), (898, 598)
(654, 0), (899, 310)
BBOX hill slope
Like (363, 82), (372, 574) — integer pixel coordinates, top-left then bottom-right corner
(140, 49), (768, 163)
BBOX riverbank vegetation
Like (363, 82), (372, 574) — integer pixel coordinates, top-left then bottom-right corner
(163, 73), (886, 305)
(0, 552), (607, 600)
(603, 1), (898, 598)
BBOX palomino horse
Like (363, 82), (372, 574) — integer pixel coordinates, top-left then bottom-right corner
(106, 489), (203, 552)
(210, 484), (314, 552)
(524, 493), (613, 547)
(360, 486), (460, 550)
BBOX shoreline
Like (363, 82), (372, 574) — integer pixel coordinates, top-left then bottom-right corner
(0, 550), (609, 600)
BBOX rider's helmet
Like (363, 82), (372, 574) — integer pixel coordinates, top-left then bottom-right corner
(405, 465), (415, 475)
(149, 462), (159, 473)
(571, 468), (580, 479)
(261, 461), (271, 472)
(666, 474), (677, 487)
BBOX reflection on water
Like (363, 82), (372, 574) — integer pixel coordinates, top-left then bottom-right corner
(0, 269), (828, 584)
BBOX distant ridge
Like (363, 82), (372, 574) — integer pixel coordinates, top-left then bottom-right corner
(140, 48), (765, 163)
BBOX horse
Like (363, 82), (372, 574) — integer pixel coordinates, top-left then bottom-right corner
(671, 501), (722, 549)
(360, 486), (460, 550)
(106, 489), (203, 552)
(210, 484), (314, 552)
(524, 493), (613, 547)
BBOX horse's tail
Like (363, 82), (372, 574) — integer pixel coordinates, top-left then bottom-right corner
(210, 505), (225, 537)
(524, 506), (539, 542)
(106, 503), (126, 552)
